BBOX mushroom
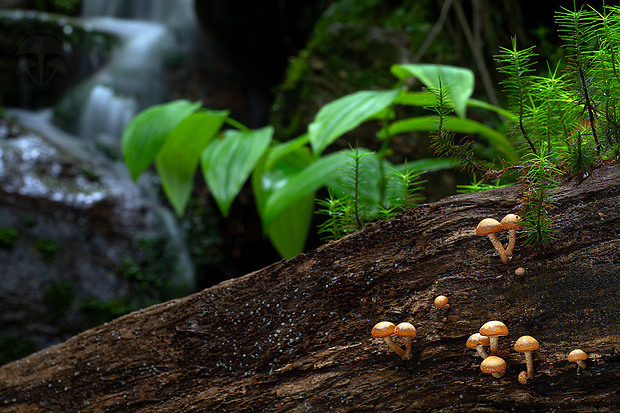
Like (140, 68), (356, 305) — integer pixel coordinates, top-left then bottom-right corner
(371, 321), (405, 359)
(518, 371), (528, 385)
(434, 295), (450, 309)
(479, 320), (509, 356)
(515, 267), (526, 276)
(568, 349), (588, 370)
(466, 333), (490, 359)
(394, 322), (417, 360)
(514, 335), (539, 379)
(480, 355), (507, 378)
(500, 214), (522, 257)
(476, 218), (509, 264)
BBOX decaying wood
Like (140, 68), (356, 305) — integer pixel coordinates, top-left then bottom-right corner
(1, 165), (619, 412)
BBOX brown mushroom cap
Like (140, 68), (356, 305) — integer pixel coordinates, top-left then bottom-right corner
(371, 321), (396, 338)
(568, 349), (588, 362)
(514, 335), (540, 352)
(466, 333), (490, 348)
(434, 295), (449, 308)
(500, 214), (522, 230)
(476, 218), (503, 236)
(480, 356), (507, 374)
(479, 321), (509, 337)
(518, 371), (528, 384)
(394, 322), (416, 338)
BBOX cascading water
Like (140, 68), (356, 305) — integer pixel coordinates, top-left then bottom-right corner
(72, 0), (197, 141)
(4, 0), (200, 294)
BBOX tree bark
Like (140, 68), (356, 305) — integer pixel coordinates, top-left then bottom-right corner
(1, 165), (619, 412)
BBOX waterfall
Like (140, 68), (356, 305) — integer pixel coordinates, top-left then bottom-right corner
(59, 0), (197, 141)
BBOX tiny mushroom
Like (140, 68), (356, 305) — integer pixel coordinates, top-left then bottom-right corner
(476, 218), (509, 264)
(480, 355), (507, 378)
(479, 320), (509, 356)
(434, 295), (450, 309)
(514, 335), (539, 379)
(394, 322), (417, 360)
(371, 321), (405, 359)
(515, 267), (526, 276)
(568, 349), (588, 370)
(466, 333), (490, 359)
(518, 371), (528, 385)
(500, 213), (522, 257)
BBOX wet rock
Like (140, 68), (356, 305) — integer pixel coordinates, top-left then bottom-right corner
(0, 117), (193, 361)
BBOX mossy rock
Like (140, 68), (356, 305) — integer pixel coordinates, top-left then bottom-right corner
(269, 0), (445, 146)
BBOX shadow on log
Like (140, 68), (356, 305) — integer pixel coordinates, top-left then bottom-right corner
(1, 165), (619, 412)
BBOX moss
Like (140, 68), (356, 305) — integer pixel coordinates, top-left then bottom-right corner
(79, 296), (136, 328)
(35, 238), (60, 262)
(0, 335), (38, 365)
(0, 227), (20, 249)
(43, 281), (75, 317)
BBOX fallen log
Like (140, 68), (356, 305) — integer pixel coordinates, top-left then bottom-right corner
(1, 165), (619, 412)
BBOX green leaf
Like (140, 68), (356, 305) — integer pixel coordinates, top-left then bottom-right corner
(308, 89), (402, 155)
(251, 144), (316, 258)
(122, 100), (202, 180)
(155, 110), (229, 216)
(266, 194), (315, 259)
(381, 115), (518, 164)
(202, 126), (273, 217)
(262, 151), (350, 229)
(391, 64), (474, 118)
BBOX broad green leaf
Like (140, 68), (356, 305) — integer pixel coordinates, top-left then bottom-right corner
(262, 151), (350, 229)
(394, 91), (439, 107)
(122, 100), (202, 180)
(391, 64), (474, 118)
(202, 126), (273, 217)
(467, 98), (517, 121)
(308, 89), (402, 155)
(391, 157), (458, 173)
(251, 144), (315, 258)
(155, 110), (229, 216)
(380, 115), (518, 163)
(266, 193), (315, 259)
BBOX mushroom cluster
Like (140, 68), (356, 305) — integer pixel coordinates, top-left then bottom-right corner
(371, 321), (417, 360)
(468, 321), (543, 384)
(476, 214), (522, 264)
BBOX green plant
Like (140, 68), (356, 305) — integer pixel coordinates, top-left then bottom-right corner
(489, 3), (620, 244)
(123, 63), (508, 258)
(35, 238), (60, 262)
(0, 227), (19, 249)
(43, 281), (75, 317)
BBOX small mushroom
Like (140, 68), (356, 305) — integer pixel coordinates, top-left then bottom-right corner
(500, 213), (522, 257)
(476, 218), (509, 264)
(434, 295), (450, 309)
(394, 322), (417, 360)
(480, 355), (507, 378)
(466, 333), (490, 359)
(515, 267), (526, 276)
(479, 320), (509, 356)
(371, 321), (405, 359)
(518, 371), (528, 385)
(514, 335), (539, 379)
(568, 349), (588, 370)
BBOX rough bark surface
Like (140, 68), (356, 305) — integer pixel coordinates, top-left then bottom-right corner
(1, 165), (619, 412)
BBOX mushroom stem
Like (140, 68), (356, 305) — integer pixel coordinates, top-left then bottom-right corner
(487, 233), (509, 264)
(489, 336), (500, 356)
(505, 229), (518, 257)
(401, 338), (412, 360)
(382, 337), (406, 359)
(575, 360), (586, 369)
(491, 371), (504, 379)
(475, 345), (489, 359)
(524, 351), (534, 379)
